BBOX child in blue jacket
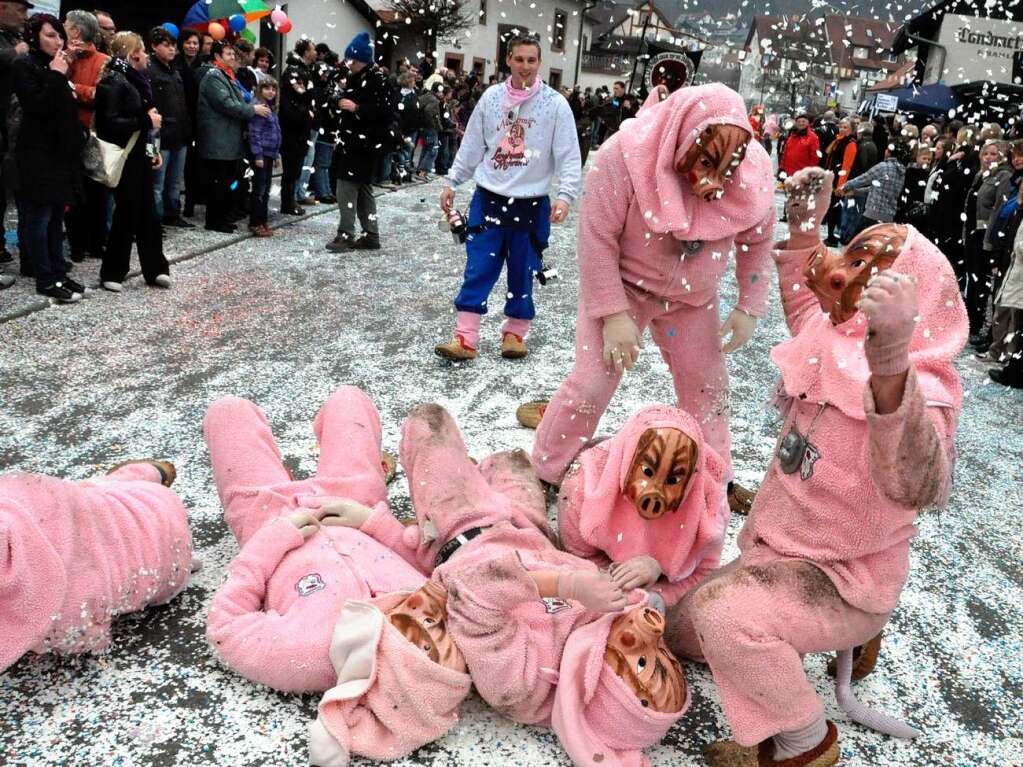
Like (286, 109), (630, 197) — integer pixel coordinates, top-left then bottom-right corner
(248, 78), (283, 236)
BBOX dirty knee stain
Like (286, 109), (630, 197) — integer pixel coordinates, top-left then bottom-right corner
(744, 565), (777, 588)
(484, 561), (513, 580)
(797, 565), (839, 603)
(414, 403), (449, 431)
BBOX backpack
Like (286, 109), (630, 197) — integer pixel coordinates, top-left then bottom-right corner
(398, 89), (420, 135)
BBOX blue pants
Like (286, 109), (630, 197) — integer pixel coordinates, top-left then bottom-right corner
(454, 188), (550, 320)
(309, 140), (334, 199)
(418, 130), (439, 173)
(154, 146), (187, 219)
(18, 197), (66, 290)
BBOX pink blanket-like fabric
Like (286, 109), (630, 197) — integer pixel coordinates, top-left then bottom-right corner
(204, 387), (426, 693)
(558, 405), (727, 606)
(0, 465), (192, 673)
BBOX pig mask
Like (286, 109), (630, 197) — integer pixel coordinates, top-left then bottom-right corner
(603, 606), (686, 713)
(387, 581), (467, 674)
(675, 124), (749, 202)
(804, 223), (905, 325)
(623, 427), (698, 520)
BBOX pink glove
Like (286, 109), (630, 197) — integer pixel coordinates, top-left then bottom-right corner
(609, 555), (662, 590)
(783, 167), (833, 249)
(859, 271), (918, 376)
(558, 571), (627, 613)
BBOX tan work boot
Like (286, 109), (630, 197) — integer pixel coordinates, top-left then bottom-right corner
(108, 459), (177, 488)
(704, 722), (839, 767)
(516, 400), (549, 429)
(728, 481), (756, 515)
(827, 631), (883, 681)
(434, 336), (477, 361)
(500, 332), (528, 359)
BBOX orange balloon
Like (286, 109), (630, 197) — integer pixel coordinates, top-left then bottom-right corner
(208, 22), (226, 41)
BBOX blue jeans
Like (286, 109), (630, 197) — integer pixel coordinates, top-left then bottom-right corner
(417, 130), (439, 174)
(154, 146), (188, 219)
(397, 132), (416, 178)
(297, 129), (316, 201)
(309, 140), (334, 199)
(436, 133), (454, 175)
(249, 160), (273, 226)
(19, 197), (67, 290)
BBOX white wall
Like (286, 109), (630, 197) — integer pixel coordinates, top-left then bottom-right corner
(285, 0), (373, 55)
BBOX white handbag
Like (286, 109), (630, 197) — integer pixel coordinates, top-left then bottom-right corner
(82, 129), (140, 188)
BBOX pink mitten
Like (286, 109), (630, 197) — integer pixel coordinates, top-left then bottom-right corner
(859, 271), (918, 376)
(784, 167), (833, 249)
(609, 555), (663, 590)
(558, 570), (627, 613)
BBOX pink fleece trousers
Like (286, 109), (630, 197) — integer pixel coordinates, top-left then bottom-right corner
(666, 558), (889, 746)
(204, 386), (388, 547)
(455, 311), (531, 350)
(534, 287), (731, 485)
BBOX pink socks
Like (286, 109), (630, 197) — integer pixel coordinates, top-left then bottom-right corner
(454, 312), (531, 349)
(771, 717), (828, 761)
(501, 317), (530, 341)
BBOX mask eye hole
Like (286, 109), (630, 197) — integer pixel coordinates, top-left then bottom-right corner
(643, 466), (654, 477)
(700, 158), (712, 168)
(640, 698), (649, 707)
(636, 656), (648, 672)
(666, 476), (679, 485)
(850, 259), (866, 269)
(423, 617), (434, 625)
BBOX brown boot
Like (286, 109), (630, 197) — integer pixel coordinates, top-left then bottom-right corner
(107, 459), (177, 488)
(381, 451), (397, 484)
(434, 336), (477, 361)
(515, 399), (549, 429)
(728, 481), (756, 515)
(757, 721), (839, 767)
(827, 631), (883, 681)
(500, 332), (528, 359)
(703, 739), (758, 767)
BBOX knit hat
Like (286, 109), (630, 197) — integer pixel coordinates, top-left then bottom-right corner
(552, 603), (690, 766)
(568, 405), (728, 587)
(308, 592), (472, 766)
(344, 32), (374, 65)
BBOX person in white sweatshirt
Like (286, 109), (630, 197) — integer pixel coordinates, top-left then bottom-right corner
(436, 34), (581, 361)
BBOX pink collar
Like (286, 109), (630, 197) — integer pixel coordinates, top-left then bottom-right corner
(502, 77), (542, 110)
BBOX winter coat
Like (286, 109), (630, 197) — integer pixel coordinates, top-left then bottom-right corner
(175, 55), (201, 127)
(824, 133), (857, 188)
(417, 89), (441, 133)
(779, 128), (820, 177)
(95, 67), (154, 172)
(67, 44), (108, 129)
(0, 25), (22, 153)
(998, 218), (1023, 310)
(397, 88), (421, 135)
(11, 49), (86, 205)
(248, 103), (282, 161)
(814, 120), (838, 166)
(850, 137), (877, 178)
(148, 57), (191, 150)
(279, 53), (315, 146)
(331, 64), (395, 186)
(963, 164), (1011, 246)
(985, 168), (1023, 254)
(196, 65), (255, 161)
(931, 144), (980, 236)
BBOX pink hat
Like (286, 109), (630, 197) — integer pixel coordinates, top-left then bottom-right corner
(309, 592), (472, 766)
(772, 225), (967, 420)
(552, 606), (690, 767)
(573, 405), (727, 584)
(616, 83), (774, 243)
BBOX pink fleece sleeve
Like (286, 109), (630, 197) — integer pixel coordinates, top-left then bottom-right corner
(577, 144), (634, 320)
(772, 244), (821, 336)
(651, 552), (721, 608)
(863, 367), (955, 510)
(733, 208), (776, 318)
(206, 518), (333, 692)
(556, 471), (612, 570)
(360, 502), (436, 575)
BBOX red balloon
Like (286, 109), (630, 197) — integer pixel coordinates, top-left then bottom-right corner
(208, 22), (226, 41)
(277, 18), (292, 34)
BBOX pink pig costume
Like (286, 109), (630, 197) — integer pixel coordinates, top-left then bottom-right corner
(0, 465), (192, 674)
(533, 83), (776, 485)
(667, 226), (967, 747)
(558, 404), (728, 607)
(203, 386), (427, 693)
(356, 404), (689, 765)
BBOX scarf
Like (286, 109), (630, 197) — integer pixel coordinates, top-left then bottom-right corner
(501, 76), (542, 111)
(109, 57), (154, 108)
(213, 59), (236, 82)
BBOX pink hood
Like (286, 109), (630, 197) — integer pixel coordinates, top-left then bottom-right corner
(771, 226), (968, 419)
(308, 591), (472, 765)
(575, 405), (727, 583)
(551, 603), (690, 767)
(616, 83), (774, 243)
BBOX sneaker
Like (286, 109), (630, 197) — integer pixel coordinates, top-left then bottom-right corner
(989, 366), (1023, 389)
(280, 206), (305, 216)
(297, 195), (317, 206)
(353, 234), (381, 250)
(163, 216), (195, 229)
(326, 234), (356, 252)
(205, 222), (237, 234)
(973, 350), (991, 361)
(107, 458), (177, 487)
(434, 336), (477, 361)
(260, 224), (275, 237)
(316, 195), (337, 204)
(38, 282), (81, 303)
(0, 273), (14, 289)
(62, 277), (86, 295)
(515, 400), (549, 429)
(501, 332), (528, 359)
(101, 280), (123, 293)
(250, 224), (273, 238)
(151, 274), (172, 288)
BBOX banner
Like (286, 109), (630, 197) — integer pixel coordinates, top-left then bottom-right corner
(926, 13), (1023, 85)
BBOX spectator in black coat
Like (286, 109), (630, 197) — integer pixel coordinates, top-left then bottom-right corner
(0, 0), (29, 267)
(11, 13), (85, 302)
(95, 31), (170, 293)
(148, 26), (192, 227)
(176, 27), (204, 217)
(278, 39), (317, 214)
(931, 127), (980, 291)
(326, 32), (395, 252)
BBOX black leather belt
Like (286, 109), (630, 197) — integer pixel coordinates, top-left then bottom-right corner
(435, 526), (486, 567)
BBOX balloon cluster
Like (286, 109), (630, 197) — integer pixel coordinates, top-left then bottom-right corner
(271, 8), (292, 34)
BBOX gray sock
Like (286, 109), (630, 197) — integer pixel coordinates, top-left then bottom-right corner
(771, 717), (828, 761)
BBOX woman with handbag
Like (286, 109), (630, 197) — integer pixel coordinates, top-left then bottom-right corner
(961, 141), (1009, 337)
(94, 31), (169, 293)
(10, 13), (86, 303)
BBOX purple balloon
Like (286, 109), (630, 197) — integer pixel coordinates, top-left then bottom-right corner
(228, 14), (246, 32)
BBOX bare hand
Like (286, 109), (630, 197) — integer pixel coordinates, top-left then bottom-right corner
(602, 311), (643, 374)
(440, 186), (455, 215)
(253, 104), (271, 118)
(147, 108), (162, 130)
(49, 53), (69, 75)
(610, 555), (662, 590)
(287, 510), (321, 539)
(719, 308), (757, 353)
(15, 42), (28, 56)
(549, 199), (570, 224)
(255, 158), (265, 168)
(338, 98), (358, 112)
(302, 497), (373, 528)
(558, 570), (627, 613)
(152, 153), (163, 170)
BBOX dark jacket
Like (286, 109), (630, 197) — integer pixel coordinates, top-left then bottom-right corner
(963, 164), (1011, 242)
(279, 52), (315, 144)
(850, 137), (878, 178)
(931, 144), (980, 237)
(331, 63), (395, 185)
(95, 66), (155, 176)
(417, 89), (441, 133)
(0, 26), (23, 154)
(196, 64), (255, 161)
(397, 88), (421, 135)
(11, 49), (86, 204)
(148, 57), (191, 150)
(175, 55), (201, 125)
